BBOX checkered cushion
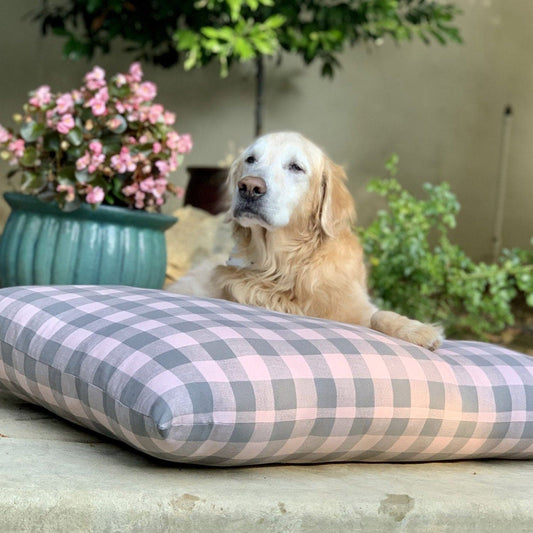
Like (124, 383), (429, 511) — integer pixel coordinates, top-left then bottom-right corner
(0, 285), (531, 465)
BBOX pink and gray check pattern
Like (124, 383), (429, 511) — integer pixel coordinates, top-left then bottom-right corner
(0, 285), (531, 466)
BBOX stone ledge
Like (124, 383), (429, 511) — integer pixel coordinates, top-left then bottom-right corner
(1, 391), (532, 532)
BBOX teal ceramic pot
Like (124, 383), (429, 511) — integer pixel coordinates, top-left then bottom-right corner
(0, 192), (177, 289)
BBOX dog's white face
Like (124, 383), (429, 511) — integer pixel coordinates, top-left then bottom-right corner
(228, 132), (324, 229)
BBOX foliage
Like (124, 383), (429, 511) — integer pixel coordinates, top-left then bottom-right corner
(359, 155), (533, 338)
(0, 63), (192, 212)
(34, 1), (463, 78)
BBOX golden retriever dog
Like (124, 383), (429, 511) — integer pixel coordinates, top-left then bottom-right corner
(173, 132), (443, 350)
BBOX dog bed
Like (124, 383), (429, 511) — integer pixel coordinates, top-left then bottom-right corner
(0, 285), (531, 466)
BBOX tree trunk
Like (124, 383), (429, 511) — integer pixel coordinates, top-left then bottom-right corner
(254, 55), (264, 138)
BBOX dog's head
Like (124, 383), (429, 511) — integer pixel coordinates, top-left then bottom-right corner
(226, 132), (355, 237)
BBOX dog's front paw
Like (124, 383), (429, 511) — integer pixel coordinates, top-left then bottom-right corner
(398, 322), (444, 351)
(370, 310), (444, 351)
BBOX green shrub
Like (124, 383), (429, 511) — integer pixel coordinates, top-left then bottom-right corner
(359, 155), (533, 339)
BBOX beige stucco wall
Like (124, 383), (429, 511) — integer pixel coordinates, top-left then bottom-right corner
(0, 0), (531, 261)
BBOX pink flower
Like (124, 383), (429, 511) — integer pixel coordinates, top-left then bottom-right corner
(0, 125), (12, 144)
(114, 74), (127, 87)
(57, 114), (75, 134)
(165, 131), (180, 150)
(56, 184), (75, 202)
(163, 111), (175, 125)
(110, 146), (136, 174)
(86, 186), (105, 204)
(177, 133), (193, 154)
(87, 87), (109, 116)
(147, 104), (163, 124)
(122, 183), (139, 196)
(71, 89), (83, 103)
(89, 140), (103, 155)
(134, 190), (146, 209)
(155, 160), (169, 176)
(176, 186), (185, 200)
(106, 116), (123, 130)
(128, 62), (143, 83)
(154, 177), (168, 198)
(29, 85), (52, 108)
(88, 153), (105, 174)
(84, 66), (106, 91)
(91, 101), (107, 116)
(169, 153), (179, 172)
(136, 81), (157, 102)
(8, 139), (25, 158)
(139, 177), (155, 193)
(95, 87), (109, 103)
(55, 93), (74, 114)
(76, 151), (91, 171)
(152, 142), (161, 154)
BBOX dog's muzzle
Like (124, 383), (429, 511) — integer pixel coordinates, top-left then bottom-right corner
(238, 176), (267, 201)
(233, 176), (269, 224)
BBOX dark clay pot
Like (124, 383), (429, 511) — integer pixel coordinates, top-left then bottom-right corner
(184, 166), (230, 215)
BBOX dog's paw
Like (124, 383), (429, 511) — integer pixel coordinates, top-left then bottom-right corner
(370, 310), (444, 351)
(398, 322), (444, 351)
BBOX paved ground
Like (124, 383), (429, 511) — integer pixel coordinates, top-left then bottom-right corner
(1, 390), (532, 532)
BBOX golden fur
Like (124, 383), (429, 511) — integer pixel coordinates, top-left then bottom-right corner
(212, 132), (443, 350)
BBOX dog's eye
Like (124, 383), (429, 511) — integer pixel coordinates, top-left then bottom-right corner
(289, 162), (304, 173)
(245, 155), (256, 164)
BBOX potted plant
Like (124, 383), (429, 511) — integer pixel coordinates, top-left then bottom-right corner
(0, 62), (192, 288)
(32, 0), (461, 212)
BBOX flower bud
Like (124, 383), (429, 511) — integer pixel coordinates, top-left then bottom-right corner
(60, 140), (70, 151)
(13, 114), (23, 123)
(85, 120), (94, 131)
(1, 150), (10, 160)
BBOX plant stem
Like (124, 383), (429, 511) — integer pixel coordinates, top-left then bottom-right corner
(254, 55), (264, 138)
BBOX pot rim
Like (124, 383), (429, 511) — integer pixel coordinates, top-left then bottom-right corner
(3, 192), (177, 231)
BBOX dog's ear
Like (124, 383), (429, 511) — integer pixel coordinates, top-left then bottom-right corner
(318, 157), (356, 237)
(223, 154), (245, 222)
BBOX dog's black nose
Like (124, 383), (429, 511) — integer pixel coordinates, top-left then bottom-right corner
(238, 176), (267, 201)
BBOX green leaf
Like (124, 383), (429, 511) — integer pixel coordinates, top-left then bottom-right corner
(21, 170), (46, 192)
(174, 29), (200, 51)
(101, 134), (122, 155)
(43, 132), (60, 151)
(201, 27), (223, 40)
(226, 0), (242, 21)
(57, 165), (76, 184)
(263, 15), (285, 30)
(252, 37), (276, 55)
(75, 169), (90, 183)
(66, 127), (83, 146)
(20, 121), (45, 142)
(234, 37), (255, 60)
(184, 48), (200, 71)
(20, 146), (38, 167)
